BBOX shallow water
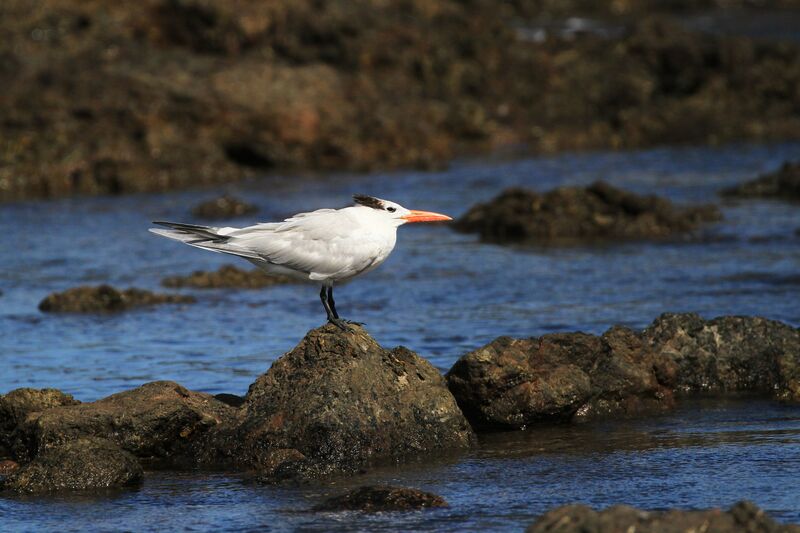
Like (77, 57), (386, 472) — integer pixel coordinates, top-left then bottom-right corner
(1, 141), (800, 529)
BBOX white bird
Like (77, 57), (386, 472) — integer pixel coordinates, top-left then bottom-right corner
(150, 195), (452, 329)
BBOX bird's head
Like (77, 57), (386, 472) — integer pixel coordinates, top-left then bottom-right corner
(353, 195), (452, 227)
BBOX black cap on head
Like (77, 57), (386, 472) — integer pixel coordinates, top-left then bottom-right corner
(353, 194), (384, 209)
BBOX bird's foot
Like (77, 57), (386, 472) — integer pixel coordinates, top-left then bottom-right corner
(327, 318), (364, 331)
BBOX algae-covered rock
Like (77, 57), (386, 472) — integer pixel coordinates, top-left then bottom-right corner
(13, 381), (236, 464)
(236, 324), (475, 478)
(447, 326), (673, 430)
(454, 182), (721, 245)
(643, 313), (800, 401)
(161, 265), (295, 289)
(0, 388), (79, 457)
(447, 313), (800, 431)
(38, 285), (195, 313)
(1, 438), (142, 493)
(313, 485), (448, 512)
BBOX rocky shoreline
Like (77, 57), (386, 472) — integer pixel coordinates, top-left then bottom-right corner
(3, 1), (800, 202)
(1, 312), (798, 494)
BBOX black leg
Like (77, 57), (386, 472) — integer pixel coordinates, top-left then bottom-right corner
(320, 285), (348, 330)
(326, 286), (340, 319)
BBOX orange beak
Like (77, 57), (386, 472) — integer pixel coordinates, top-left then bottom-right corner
(402, 210), (453, 223)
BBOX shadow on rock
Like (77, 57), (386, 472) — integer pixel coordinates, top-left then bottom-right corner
(38, 285), (195, 313)
(454, 181), (721, 245)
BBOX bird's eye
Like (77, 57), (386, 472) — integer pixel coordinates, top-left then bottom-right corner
(386, 207), (396, 213)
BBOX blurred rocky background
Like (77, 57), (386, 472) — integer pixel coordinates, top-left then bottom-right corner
(2, 0), (800, 201)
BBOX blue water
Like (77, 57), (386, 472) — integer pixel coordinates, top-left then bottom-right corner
(1, 141), (799, 530)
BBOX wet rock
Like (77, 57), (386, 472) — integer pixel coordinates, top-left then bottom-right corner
(313, 485), (448, 512)
(12, 381), (236, 464)
(448, 313), (800, 431)
(721, 162), (800, 201)
(454, 182), (721, 245)
(233, 324), (474, 477)
(643, 313), (800, 401)
(447, 326), (673, 430)
(191, 195), (258, 219)
(161, 265), (295, 289)
(526, 500), (799, 533)
(0, 388), (79, 457)
(38, 285), (195, 312)
(1, 438), (142, 493)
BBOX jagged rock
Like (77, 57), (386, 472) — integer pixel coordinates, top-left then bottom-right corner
(454, 182), (721, 245)
(447, 313), (800, 431)
(721, 162), (800, 201)
(643, 313), (800, 401)
(233, 324), (474, 477)
(313, 486), (448, 512)
(0, 388), (79, 457)
(1, 438), (142, 493)
(526, 500), (800, 533)
(447, 326), (673, 430)
(161, 265), (295, 289)
(191, 195), (258, 219)
(38, 285), (195, 313)
(12, 381), (236, 464)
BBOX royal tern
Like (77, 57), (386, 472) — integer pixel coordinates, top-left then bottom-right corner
(150, 195), (452, 329)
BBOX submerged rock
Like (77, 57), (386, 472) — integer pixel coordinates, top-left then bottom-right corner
(447, 313), (799, 430)
(526, 500), (798, 533)
(1, 438), (142, 493)
(0, 388), (79, 457)
(161, 265), (295, 289)
(643, 313), (800, 401)
(721, 162), (800, 201)
(454, 182), (721, 245)
(232, 324), (474, 478)
(12, 381), (236, 464)
(313, 486), (448, 512)
(447, 327), (673, 430)
(191, 195), (258, 219)
(38, 285), (195, 313)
